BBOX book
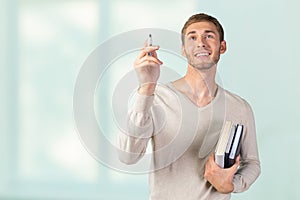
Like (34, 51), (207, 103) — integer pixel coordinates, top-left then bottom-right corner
(226, 124), (243, 168)
(215, 121), (233, 168)
(215, 122), (243, 169)
(224, 124), (237, 168)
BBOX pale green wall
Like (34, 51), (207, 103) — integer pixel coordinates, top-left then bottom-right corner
(0, 0), (299, 199)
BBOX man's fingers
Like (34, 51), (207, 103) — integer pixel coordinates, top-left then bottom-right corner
(235, 155), (240, 166)
(136, 56), (162, 65)
(229, 155), (240, 172)
(136, 54), (163, 66)
(137, 45), (160, 59)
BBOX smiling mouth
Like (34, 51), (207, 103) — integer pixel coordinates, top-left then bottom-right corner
(195, 52), (210, 57)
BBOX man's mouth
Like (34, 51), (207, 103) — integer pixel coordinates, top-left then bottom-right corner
(195, 52), (210, 57)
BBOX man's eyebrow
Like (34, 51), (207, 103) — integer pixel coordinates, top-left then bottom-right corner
(186, 31), (196, 36)
(204, 30), (216, 34)
(186, 30), (217, 35)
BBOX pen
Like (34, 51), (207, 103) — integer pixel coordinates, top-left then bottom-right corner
(148, 34), (153, 56)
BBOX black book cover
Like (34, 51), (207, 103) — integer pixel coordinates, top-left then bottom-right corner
(225, 124), (243, 168)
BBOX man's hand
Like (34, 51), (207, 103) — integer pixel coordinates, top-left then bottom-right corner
(204, 154), (240, 194)
(134, 43), (163, 96)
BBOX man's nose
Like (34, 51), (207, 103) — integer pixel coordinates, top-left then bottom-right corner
(197, 37), (206, 48)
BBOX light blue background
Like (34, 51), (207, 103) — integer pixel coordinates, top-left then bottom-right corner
(1, 0), (299, 199)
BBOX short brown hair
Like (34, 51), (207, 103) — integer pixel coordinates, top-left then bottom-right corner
(181, 13), (224, 44)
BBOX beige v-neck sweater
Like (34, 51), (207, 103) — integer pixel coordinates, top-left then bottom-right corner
(117, 83), (261, 200)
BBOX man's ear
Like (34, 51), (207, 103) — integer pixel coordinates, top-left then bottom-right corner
(181, 45), (186, 57)
(220, 40), (227, 54)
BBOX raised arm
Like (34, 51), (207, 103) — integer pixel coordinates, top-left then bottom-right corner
(117, 41), (163, 164)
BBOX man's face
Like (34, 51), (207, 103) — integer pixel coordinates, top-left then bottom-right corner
(182, 21), (226, 70)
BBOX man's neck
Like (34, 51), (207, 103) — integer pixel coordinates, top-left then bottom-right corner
(173, 65), (218, 107)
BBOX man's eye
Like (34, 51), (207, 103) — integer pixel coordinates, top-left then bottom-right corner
(190, 36), (196, 41)
(206, 35), (214, 39)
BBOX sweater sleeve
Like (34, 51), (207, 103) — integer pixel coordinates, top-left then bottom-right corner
(116, 92), (154, 165)
(233, 102), (261, 192)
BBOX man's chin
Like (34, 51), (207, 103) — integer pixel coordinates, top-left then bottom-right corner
(192, 63), (216, 71)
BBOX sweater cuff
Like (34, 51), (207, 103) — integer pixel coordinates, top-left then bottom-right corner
(133, 92), (154, 112)
(232, 174), (242, 193)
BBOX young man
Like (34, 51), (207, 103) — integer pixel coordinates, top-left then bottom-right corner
(117, 13), (261, 200)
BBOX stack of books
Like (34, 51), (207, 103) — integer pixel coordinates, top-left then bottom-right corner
(215, 121), (243, 168)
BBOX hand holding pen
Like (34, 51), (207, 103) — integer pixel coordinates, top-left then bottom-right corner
(133, 34), (163, 96)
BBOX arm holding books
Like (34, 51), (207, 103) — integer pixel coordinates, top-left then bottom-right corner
(205, 101), (261, 193)
(232, 103), (261, 193)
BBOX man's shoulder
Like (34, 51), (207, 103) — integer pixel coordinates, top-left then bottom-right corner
(154, 83), (179, 99)
(221, 87), (253, 111)
(219, 87), (255, 122)
(152, 83), (183, 108)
